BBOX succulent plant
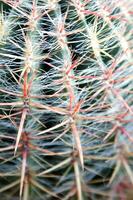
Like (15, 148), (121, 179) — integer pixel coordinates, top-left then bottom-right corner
(0, 0), (133, 199)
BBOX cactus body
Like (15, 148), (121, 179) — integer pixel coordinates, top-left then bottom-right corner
(0, 0), (133, 199)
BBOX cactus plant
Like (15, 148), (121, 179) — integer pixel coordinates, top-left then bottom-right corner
(0, 0), (133, 199)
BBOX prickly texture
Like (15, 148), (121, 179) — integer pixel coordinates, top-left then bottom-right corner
(0, 0), (133, 200)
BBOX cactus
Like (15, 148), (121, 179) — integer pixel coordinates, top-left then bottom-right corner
(0, 0), (133, 199)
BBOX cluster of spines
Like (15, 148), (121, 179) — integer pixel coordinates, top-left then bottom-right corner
(0, 0), (133, 200)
